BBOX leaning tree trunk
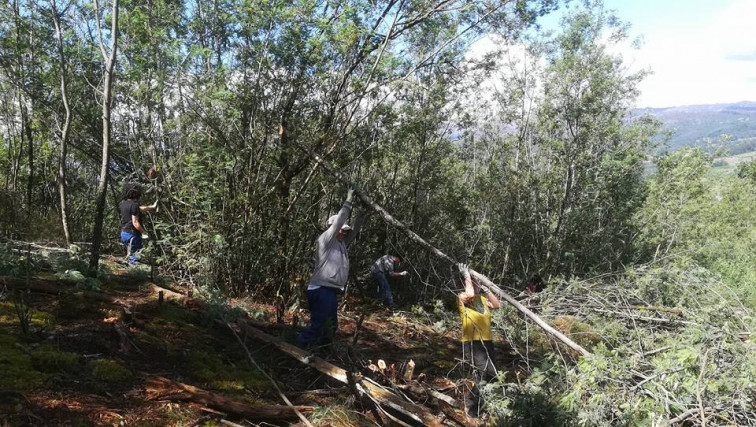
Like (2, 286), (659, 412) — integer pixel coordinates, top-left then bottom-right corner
(51, 0), (72, 246)
(89, 0), (120, 272)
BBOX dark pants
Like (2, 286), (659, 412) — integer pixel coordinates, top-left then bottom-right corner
(462, 340), (497, 416)
(120, 231), (143, 265)
(372, 271), (394, 306)
(299, 287), (338, 346)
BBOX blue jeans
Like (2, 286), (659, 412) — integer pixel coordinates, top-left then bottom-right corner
(120, 231), (143, 265)
(299, 287), (338, 346)
(373, 271), (394, 307)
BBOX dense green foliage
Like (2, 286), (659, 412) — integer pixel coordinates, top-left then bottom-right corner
(0, 0), (754, 425)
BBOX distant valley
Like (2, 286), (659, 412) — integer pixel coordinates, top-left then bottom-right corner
(633, 101), (756, 154)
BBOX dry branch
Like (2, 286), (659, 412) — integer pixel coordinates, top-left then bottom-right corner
(296, 142), (591, 357)
(0, 276), (120, 303)
(144, 376), (313, 422)
(234, 320), (446, 427)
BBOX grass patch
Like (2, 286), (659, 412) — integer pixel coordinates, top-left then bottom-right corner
(0, 301), (56, 328)
(0, 334), (46, 390)
(90, 359), (132, 383)
(186, 350), (269, 393)
(30, 345), (79, 374)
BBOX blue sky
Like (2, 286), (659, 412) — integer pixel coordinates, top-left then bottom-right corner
(597, 0), (756, 107)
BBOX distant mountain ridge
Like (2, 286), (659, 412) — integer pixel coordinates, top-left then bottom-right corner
(632, 101), (756, 153)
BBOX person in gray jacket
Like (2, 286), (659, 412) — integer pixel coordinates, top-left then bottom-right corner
(299, 186), (362, 347)
(371, 255), (408, 308)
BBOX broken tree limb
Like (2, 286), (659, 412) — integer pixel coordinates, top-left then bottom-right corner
(296, 143), (592, 357)
(234, 320), (444, 427)
(0, 276), (121, 304)
(226, 322), (314, 427)
(144, 376), (313, 422)
(148, 283), (187, 303)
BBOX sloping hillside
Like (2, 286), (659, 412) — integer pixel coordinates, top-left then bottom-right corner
(634, 101), (756, 153)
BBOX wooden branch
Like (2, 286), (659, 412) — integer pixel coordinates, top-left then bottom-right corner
(234, 320), (444, 427)
(226, 323), (314, 427)
(295, 142), (591, 357)
(396, 383), (468, 426)
(144, 376), (313, 422)
(148, 284), (188, 304)
(0, 276), (120, 303)
(668, 407), (705, 425)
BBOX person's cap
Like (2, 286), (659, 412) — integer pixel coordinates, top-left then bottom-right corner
(326, 214), (351, 230)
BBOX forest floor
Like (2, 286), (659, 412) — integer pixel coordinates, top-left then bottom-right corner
(0, 253), (522, 426)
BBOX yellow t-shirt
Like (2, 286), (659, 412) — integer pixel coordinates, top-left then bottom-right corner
(458, 295), (492, 342)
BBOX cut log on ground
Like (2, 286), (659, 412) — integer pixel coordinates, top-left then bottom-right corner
(396, 382), (469, 426)
(233, 320), (446, 427)
(0, 276), (121, 303)
(144, 376), (313, 422)
(296, 142), (591, 357)
(148, 284), (188, 304)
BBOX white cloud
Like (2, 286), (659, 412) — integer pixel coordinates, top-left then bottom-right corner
(622, 0), (756, 107)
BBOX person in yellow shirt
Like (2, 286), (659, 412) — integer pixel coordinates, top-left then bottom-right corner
(457, 263), (501, 418)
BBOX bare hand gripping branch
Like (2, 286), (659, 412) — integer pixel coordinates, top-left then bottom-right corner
(295, 142), (591, 357)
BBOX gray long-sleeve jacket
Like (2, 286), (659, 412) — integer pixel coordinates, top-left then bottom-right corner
(308, 201), (361, 290)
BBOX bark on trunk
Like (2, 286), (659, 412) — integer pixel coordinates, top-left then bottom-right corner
(51, 0), (72, 246)
(89, 0), (120, 272)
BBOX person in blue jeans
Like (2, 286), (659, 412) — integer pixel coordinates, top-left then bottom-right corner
(299, 186), (362, 348)
(119, 183), (157, 265)
(371, 255), (408, 309)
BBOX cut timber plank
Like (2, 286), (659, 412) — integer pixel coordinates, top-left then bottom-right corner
(234, 321), (444, 427)
(144, 376), (312, 422)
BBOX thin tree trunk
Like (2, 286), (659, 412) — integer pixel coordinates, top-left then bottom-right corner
(89, 0), (120, 272)
(22, 102), (33, 210)
(51, 0), (72, 246)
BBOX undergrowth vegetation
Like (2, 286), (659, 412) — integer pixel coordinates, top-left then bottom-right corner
(486, 265), (755, 426)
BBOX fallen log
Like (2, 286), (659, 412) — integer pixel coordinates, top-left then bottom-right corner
(396, 382), (469, 426)
(148, 284), (187, 304)
(296, 142), (591, 357)
(0, 276), (120, 303)
(144, 376), (313, 422)
(234, 320), (444, 427)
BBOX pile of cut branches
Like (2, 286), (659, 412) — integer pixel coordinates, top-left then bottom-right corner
(486, 264), (755, 426)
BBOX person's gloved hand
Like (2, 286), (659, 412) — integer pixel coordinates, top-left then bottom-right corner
(150, 200), (158, 209)
(457, 263), (470, 279)
(400, 271), (409, 276)
(346, 186), (355, 203)
(141, 233), (149, 241)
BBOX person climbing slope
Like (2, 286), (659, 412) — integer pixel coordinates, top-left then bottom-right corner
(119, 183), (157, 265)
(370, 255), (408, 309)
(299, 185), (362, 347)
(457, 262), (501, 418)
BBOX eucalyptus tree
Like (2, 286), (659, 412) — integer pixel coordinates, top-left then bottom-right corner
(464, 1), (661, 280)
(88, 0), (121, 272)
(50, 0), (73, 246)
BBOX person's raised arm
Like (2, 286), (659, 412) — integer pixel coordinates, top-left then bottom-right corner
(320, 187), (354, 244)
(140, 200), (158, 213)
(457, 263), (474, 303)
